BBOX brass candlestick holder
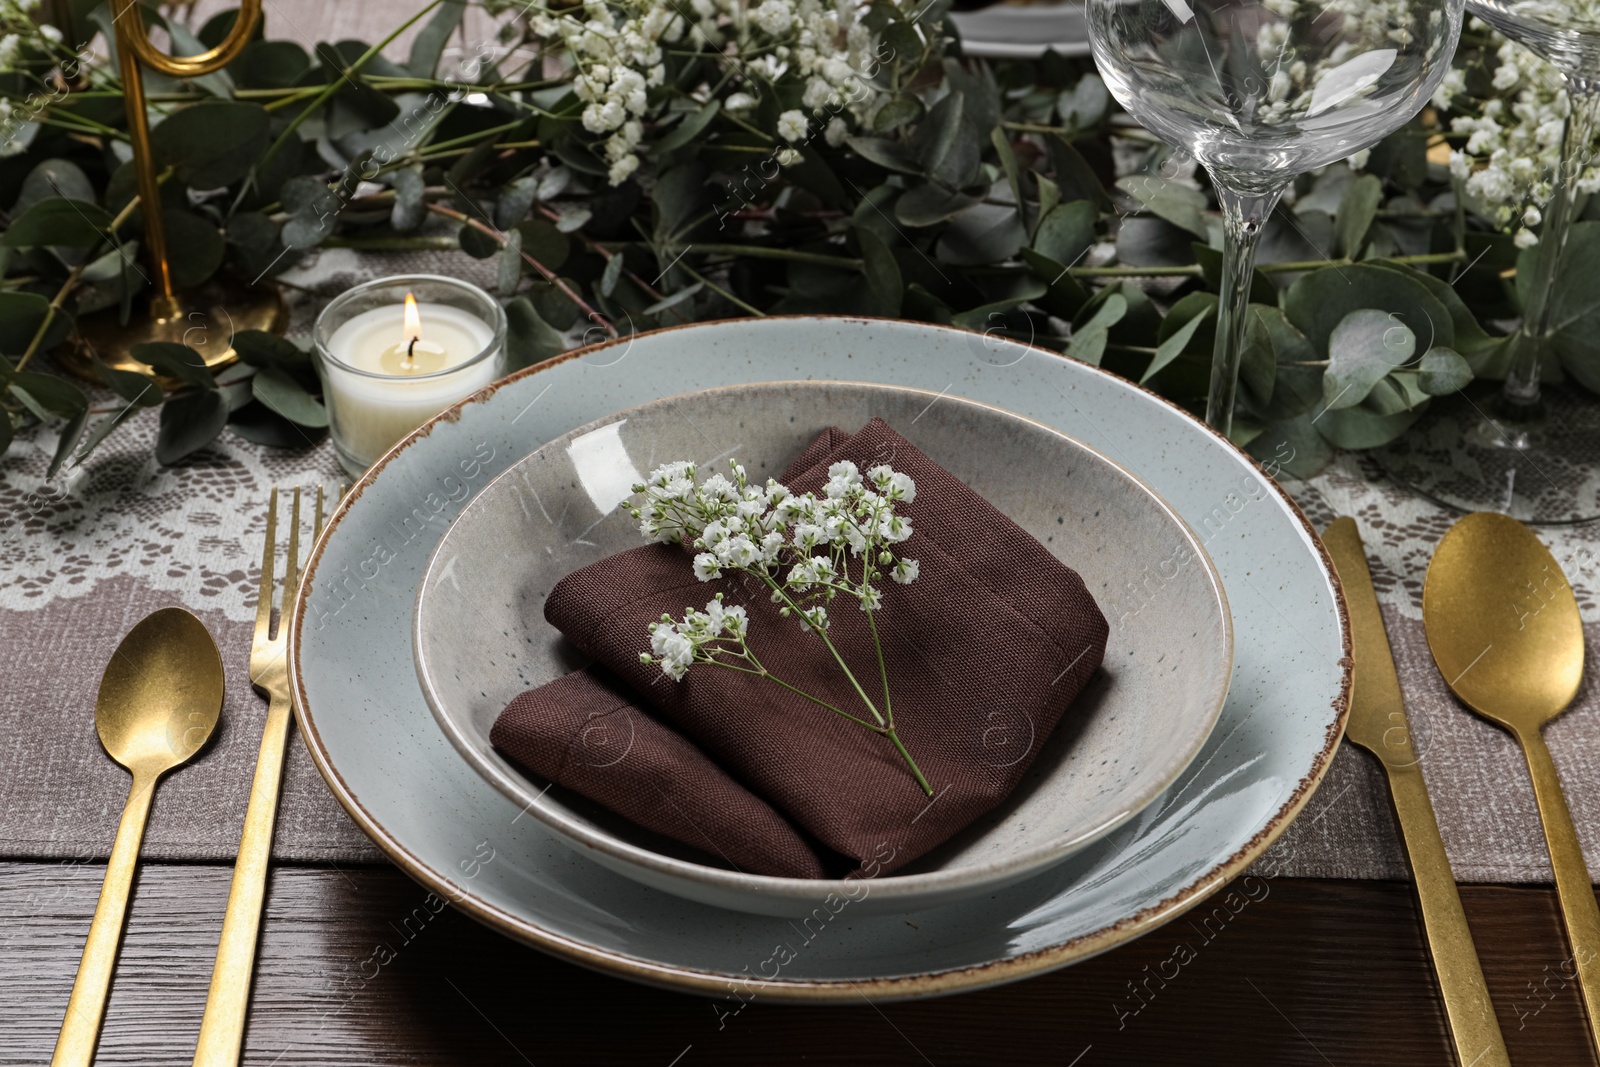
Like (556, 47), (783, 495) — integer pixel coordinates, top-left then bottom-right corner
(63, 0), (286, 382)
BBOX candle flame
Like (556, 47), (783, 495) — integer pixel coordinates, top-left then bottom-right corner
(403, 293), (421, 342)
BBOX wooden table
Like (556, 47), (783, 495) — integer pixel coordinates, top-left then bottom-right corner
(2, 861), (1593, 1065)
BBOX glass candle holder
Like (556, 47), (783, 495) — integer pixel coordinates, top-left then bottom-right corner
(314, 275), (508, 477)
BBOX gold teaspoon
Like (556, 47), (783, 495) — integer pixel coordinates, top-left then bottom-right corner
(1423, 510), (1600, 1054)
(51, 607), (224, 1067)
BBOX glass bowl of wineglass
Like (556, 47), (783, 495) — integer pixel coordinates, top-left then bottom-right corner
(1086, 0), (1465, 436)
(1374, 2), (1600, 522)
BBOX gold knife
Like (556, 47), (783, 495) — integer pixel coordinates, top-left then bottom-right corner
(1323, 517), (1510, 1067)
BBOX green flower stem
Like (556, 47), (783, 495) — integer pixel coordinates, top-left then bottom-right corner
(753, 569), (933, 796)
(678, 261), (764, 317)
(252, 0), (444, 178)
(708, 656), (883, 732)
(688, 244), (864, 270)
(419, 119), (527, 156)
(756, 570), (886, 726)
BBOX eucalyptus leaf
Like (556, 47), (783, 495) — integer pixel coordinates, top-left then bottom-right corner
(1057, 73), (1109, 130)
(8, 372), (87, 417)
(1143, 306), (1212, 384)
(844, 136), (920, 174)
(1246, 414), (1334, 479)
(252, 365), (329, 427)
(600, 252), (625, 298)
(459, 223), (500, 259)
(75, 402), (145, 466)
(913, 91), (980, 189)
(873, 94), (923, 133)
(1324, 308), (1416, 409)
(407, 0), (466, 77)
(1117, 176), (1208, 239)
(391, 167), (427, 232)
(498, 227), (524, 296)
(13, 159), (94, 217)
(859, 227), (903, 318)
(515, 219), (570, 273)
(163, 210), (226, 288)
(1066, 293), (1126, 366)
(895, 184), (981, 227)
(1418, 346), (1473, 394)
(2, 198), (113, 248)
(504, 296), (568, 370)
(95, 359), (162, 407)
(1032, 200), (1096, 269)
(1019, 247), (1089, 318)
(1336, 174), (1383, 258)
(654, 99), (721, 156)
(48, 411), (87, 478)
(156, 388), (230, 464)
(228, 402), (323, 448)
(1314, 404), (1424, 449)
(1284, 263), (1454, 355)
(149, 102), (271, 189)
(132, 341), (215, 391)
(0, 292), (71, 355)
(642, 281), (703, 315)
(494, 177), (539, 232)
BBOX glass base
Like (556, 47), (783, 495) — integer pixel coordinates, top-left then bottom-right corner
(1373, 387), (1600, 524)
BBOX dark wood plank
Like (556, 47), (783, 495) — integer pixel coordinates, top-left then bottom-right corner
(0, 862), (1593, 1066)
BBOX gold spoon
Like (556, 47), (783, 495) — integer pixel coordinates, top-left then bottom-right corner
(51, 607), (224, 1067)
(1423, 510), (1600, 1053)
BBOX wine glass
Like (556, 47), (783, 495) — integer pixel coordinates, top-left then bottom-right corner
(1086, 0), (1466, 436)
(1374, 2), (1600, 522)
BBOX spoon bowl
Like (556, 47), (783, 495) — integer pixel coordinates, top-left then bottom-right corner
(52, 607), (223, 1067)
(1422, 511), (1583, 734)
(94, 608), (225, 774)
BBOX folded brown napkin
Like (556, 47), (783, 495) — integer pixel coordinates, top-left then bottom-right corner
(492, 419), (1109, 878)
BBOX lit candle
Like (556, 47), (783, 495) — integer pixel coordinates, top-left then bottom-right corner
(315, 276), (507, 476)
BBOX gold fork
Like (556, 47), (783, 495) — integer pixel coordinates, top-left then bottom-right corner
(192, 486), (330, 1067)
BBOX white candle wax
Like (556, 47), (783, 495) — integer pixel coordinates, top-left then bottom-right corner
(323, 301), (499, 467)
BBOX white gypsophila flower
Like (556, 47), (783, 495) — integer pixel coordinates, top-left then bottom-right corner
(524, 0), (883, 185)
(777, 147), (803, 166)
(1439, 32), (1600, 232)
(777, 109), (808, 142)
(693, 552), (722, 580)
(891, 557), (919, 584)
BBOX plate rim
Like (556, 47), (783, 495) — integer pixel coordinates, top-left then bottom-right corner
(411, 377), (1234, 906)
(289, 314), (1351, 1001)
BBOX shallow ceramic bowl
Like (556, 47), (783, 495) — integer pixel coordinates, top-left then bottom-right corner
(413, 381), (1232, 916)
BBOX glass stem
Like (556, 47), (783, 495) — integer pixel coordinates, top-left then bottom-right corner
(1503, 79), (1600, 414)
(1205, 177), (1289, 437)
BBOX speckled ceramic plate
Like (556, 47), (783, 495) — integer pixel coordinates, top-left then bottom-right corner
(290, 317), (1349, 1001)
(413, 381), (1231, 915)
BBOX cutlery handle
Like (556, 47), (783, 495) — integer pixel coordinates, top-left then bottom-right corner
(1385, 762), (1511, 1067)
(192, 691), (293, 1067)
(1520, 728), (1600, 1052)
(52, 771), (157, 1067)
